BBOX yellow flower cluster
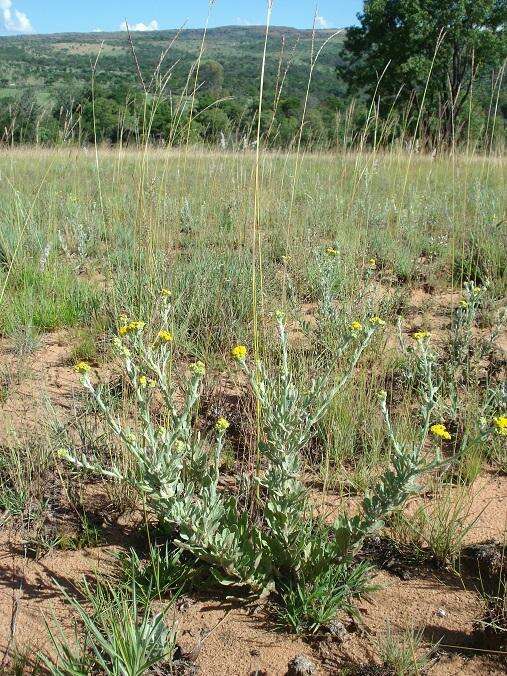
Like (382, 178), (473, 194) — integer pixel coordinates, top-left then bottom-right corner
(459, 299), (469, 308)
(326, 247), (339, 256)
(368, 258), (377, 268)
(160, 288), (172, 298)
(157, 330), (173, 343)
(493, 416), (507, 436)
(138, 375), (156, 388)
(119, 320), (145, 336)
(412, 330), (431, 341)
(231, 345), (247, 361)
(370, 316), (386, 326)
(430, 423), (451, 441)
(74, 361), (91, 374)
(216, 417), (230, 432)
(350, 321), (363, 332)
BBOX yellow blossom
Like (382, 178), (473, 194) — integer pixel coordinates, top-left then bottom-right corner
(370, 316), (386, 326)
(431, 423), (451, 441)
(216, 417), (230, 432)
(231, 345), (247, 361)
(459, 299), (468, 308)
(412, 330), (431, 341)
(160, 288), (172, 297)
(326, 247), (339, 256)
(368, 258), (377, 268)
(157, 330), (173, 343)
(56, 448), (70, 459)
(350, 321), (363, 332)
(138, 375), (147, 387)
(493, 416), (507, 436)
(128, 320), (145, 332)
(74, 361), (91, 374)
(119, 320), (145, 337)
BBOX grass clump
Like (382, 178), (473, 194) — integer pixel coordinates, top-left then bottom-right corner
(274, 561), (376, 635)
(0, 261), (100, 335)
(42, 578), (177, 675)
(376, 625), (438, 676)
(390, 486), (479, 568)
(117, 541), (198, 606)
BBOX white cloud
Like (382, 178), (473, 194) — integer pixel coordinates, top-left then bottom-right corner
(0, 0), (34, 33)
(92, 28), (103, 33)
(315, 15), (330, 29)
(236, 17), (252, 26)
(120, 19), (158, 32)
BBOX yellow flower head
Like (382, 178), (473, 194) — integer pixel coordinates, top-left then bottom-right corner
(160, 288), (172, 298)
(56, 447), (70, 460)
(231, 345), (247, 361)
(128, 320), (145, 332)
(459, 299), (469, 308)
(138, 375), (147, 387)
(412, 330), (431, 342)
(74, 361), (91, 374)
(190, 361), (206, 376)
(216, 417), (230, 432)
(431, 423), (452, 441)
(350, 321), (363, 332)
(493, 416), (507, 436)
(368, 258), (377, 268)
(119, 320), (145, 336)
(326, 247), (339, 257)
(157, 330), (173, 343)
(370, 316), (386, 326)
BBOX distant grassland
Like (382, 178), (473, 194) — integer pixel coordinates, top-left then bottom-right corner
(0, 148), (505, 360)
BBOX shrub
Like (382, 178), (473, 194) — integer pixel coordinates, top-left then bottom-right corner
(62, 291), (443, 627)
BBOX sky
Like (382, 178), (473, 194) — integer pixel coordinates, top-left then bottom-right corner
(0, 1), (364, 36)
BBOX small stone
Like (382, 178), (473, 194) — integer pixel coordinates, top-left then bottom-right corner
(325, 620), (348, 642)
(176, 595), (192, 611)
(287, 654), (316, 676)
(436, 608), (447, 618)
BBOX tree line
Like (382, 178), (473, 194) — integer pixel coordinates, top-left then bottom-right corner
(0, 0), (505, 150)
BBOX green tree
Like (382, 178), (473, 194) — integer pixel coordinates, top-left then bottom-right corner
(340, 0), (507, 144)
(199, 107), (230, 143)
(199, 60), (225, 95)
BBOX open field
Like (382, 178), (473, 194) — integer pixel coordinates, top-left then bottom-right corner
(0, 147), (506, 675)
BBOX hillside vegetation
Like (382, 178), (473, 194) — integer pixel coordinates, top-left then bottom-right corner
(0, 26), (345, 103)
(0, 21), (503, 150)
(0, 26), (348, 146)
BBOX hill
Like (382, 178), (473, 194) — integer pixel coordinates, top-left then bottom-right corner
(0, 26), (346, 108)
